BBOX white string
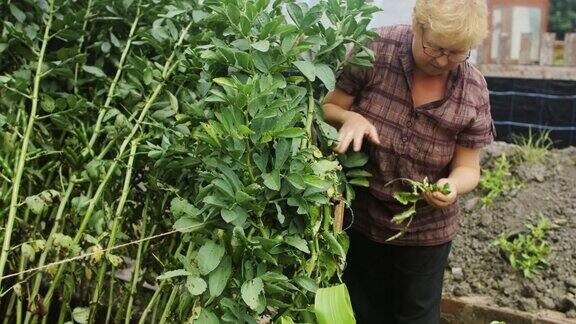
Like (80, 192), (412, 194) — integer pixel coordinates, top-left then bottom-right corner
(0, 222), (205, 281)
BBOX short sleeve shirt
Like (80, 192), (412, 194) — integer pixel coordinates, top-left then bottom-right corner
(336, 25), (494, 246)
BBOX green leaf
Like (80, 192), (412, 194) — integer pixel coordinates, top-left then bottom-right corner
(323, 232), (346, 257)
(110, 32), (121, 48)
(274, 139), (291, 169)
(276, 128), (305, 138)
(170, 198), (201, 218)
(72, 307), (89, 324)
(252, 152), (269, 173)
(281, 34), (298, 55)
(226, 4), (241, 24)
(235, 51), (251, 70)
(209, 256), (232, 297)
(220, 206), (248, 224)
(41, 95), (56, 113)
(241, 278), (264, 311)
(314, 63), (335, 90)
(157, 269), (192, 280)
(213, 178), (235, 199)
(197, 309), (220, 324)
(346, 169), (372, 178)
(287, 3), (304, 27)
(262, 171), (281, 191)
(251, 40), (270, 52)
(143, 68), (154, 85)
(293, 61), (316, 81)
(9, 4), (26, 22)
(274, 202), (285, 224)
(167, 90), (178, 112)
(186, 276), (207, 296)
(314, 284), (355, 324)
(286, 173), (306, 190)
(348, 178), (370, 187)
(202, 195), (228, 208)
(340, 152), (369, 168)
(303, 175), (331, 189)
(277, 316), (295, 324)
(196, 241), (225, 275)
(101, 42), (111, 53)
(312, 160), (340, 176)
(172, 217), (204, 233)
(285, 235), (310, 254)
(295, 276), (318, 293)
(192, 10), (209, 23)
(25, 196), (47, 215)
(393, 192), (420, 205)
(82, 65), (107, 78)
(151, 108), (175, 121)
(213, 77), (234, 87)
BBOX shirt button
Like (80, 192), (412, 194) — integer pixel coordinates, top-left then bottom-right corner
(407, 121), (413, 127)
(402, 136), (408, 142)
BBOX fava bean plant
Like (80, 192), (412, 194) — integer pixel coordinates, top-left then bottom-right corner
(0, 0), (378, 322)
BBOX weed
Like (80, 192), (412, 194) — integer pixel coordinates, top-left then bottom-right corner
(479, 154), (518, 206)
(494, 217), (553, 278)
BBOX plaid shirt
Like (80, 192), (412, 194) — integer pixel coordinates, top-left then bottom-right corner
(337, 25), (494, 246)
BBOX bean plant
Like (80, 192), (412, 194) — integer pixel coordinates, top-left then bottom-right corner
(0, 0), (378, 323)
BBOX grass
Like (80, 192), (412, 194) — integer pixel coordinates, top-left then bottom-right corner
(512, 129), (553, 165)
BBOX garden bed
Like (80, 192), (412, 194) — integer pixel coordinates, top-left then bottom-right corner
(443, 142), (576, 321)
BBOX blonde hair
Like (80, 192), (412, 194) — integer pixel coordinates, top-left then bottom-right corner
(412, 0), (488, 49)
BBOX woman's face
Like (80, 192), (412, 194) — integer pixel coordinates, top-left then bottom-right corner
(412, 25), (470, 77)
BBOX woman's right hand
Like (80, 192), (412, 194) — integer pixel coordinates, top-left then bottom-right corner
(334, 111), (381, 154)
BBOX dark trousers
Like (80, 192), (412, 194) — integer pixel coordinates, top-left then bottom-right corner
(342, 229), (451, 324)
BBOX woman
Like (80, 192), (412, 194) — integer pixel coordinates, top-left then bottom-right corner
(322, 0), (494, 323)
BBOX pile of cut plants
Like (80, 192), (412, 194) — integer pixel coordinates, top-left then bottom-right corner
(443, 135), (576, 320)
(0, 0), (380, 323)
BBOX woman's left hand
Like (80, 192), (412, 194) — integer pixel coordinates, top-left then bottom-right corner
(423, 178), (458, 208)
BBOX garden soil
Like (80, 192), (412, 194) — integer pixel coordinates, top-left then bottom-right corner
(443, 142), (576, 320)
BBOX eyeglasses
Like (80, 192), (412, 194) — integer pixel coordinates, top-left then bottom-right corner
(420, 26), (471, 63)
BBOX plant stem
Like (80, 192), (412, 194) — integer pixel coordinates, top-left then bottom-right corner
(138, 241), (182, 324)
(0, 0), (56, 288)
(83, 0), (142, 157)
(24, 180), (76, 324)
(39, 22), (191, 310)
(73, 0), (94, 94)
(158, 286), (178, 324)
(104, 268), (116, 324)
(3, 293), (16, 324)
(113, 288), (130, 324)
(124, 197), (149, 324)
(88, 139), (139, 323)
(302, 82), (315, 149)
(137, 279), (166, 324)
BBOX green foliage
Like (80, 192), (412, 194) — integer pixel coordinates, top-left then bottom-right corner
(386, 177), (451, 241)
(548, 0), (576, 40)
(512, 129), (553, 165)
(479, 154), (518, 206)
(314, 284), (355, 324)
(0, 0), (379, 322)
(494, 217), (553, 278)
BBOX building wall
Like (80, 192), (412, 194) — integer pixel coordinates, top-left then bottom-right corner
(484, 0), (550, 63)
